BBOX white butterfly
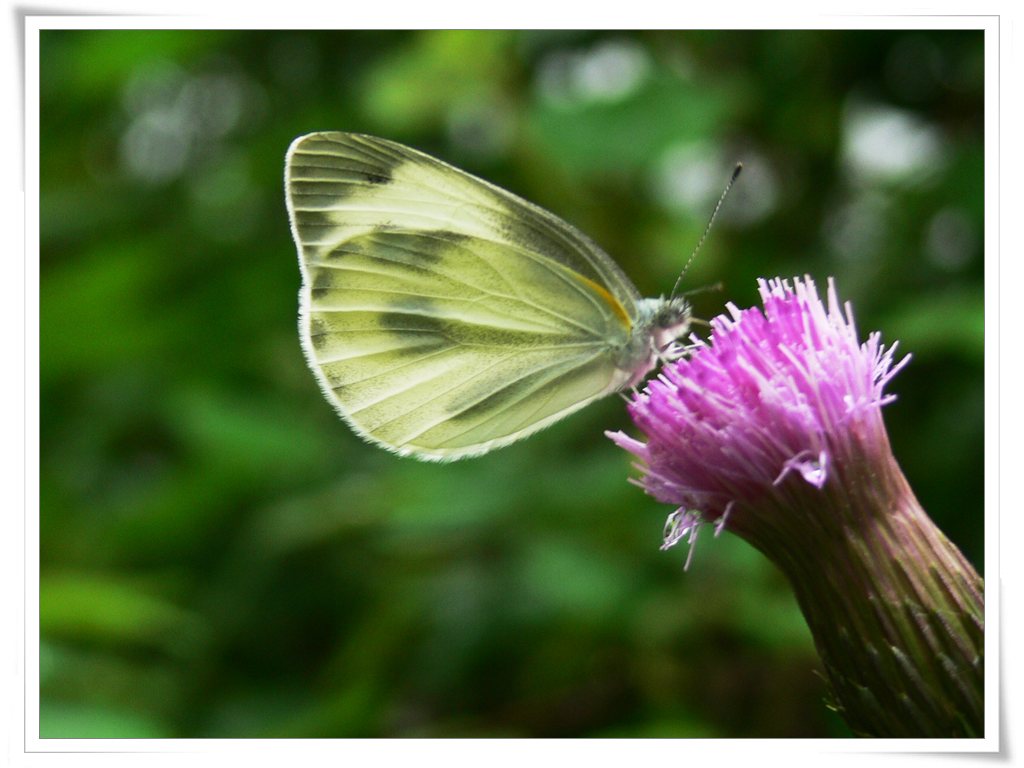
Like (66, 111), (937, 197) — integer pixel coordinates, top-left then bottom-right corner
(285, 132), (697, 461)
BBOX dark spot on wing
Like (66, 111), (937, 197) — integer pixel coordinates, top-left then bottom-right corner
(317, 228), (468, 267)
(288, 134), (404, 200)
(498, 212), (550, 253)
(310, 268), (335, 289)
(320, 238), (368, 262)
(370, 229), (470, 265)
(309, 267), (338, 302)
(293, 209), (334, 240)
(490, 202), (605, 286)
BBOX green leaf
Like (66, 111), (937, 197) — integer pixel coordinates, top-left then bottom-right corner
(40, 572), (194, 650)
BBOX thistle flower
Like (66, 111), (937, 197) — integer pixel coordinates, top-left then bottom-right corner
(608, 276), (984, 738)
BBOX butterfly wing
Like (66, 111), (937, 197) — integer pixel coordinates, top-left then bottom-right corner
(285, 132), (641, 460)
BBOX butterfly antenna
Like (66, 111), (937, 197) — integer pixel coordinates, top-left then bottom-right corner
(670, 162), (743, 300)
(675, 280), (724, 299)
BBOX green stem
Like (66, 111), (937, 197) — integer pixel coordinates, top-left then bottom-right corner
(727, 426), (984, 737)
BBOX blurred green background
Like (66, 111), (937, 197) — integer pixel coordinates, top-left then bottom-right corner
(38, 29), (984, 738)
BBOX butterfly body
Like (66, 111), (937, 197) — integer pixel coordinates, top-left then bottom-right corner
(285, 132), (692, 460)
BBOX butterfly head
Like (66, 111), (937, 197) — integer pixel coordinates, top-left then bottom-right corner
(614, 297), (693, 389)
(649, 296), (693, 352)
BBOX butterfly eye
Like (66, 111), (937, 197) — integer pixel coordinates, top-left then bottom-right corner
(654, 300), (690, 329)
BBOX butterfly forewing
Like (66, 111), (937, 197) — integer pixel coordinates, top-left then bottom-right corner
(288, 132), (642, 309)
(286, 132), (641, 459)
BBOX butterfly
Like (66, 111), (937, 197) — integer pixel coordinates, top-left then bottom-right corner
(285, 132), (715, 461)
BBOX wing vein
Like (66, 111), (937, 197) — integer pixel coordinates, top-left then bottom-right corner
(355, 232), (610, 337)
(348, 349), (522, 419)
(401, 350), (606, 446)
(313, 256), (598, 336)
